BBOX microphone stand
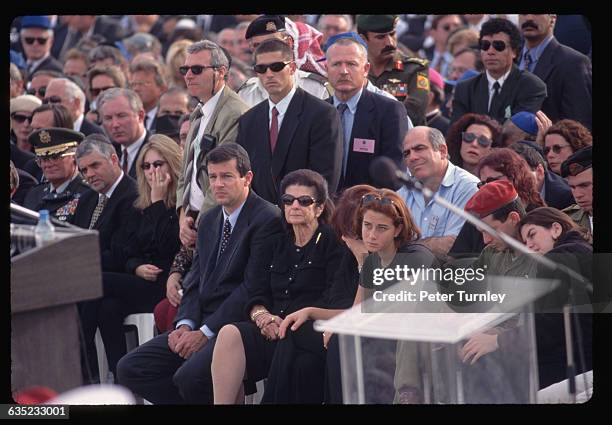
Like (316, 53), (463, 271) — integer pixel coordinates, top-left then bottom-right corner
(397, 173), (592, 402)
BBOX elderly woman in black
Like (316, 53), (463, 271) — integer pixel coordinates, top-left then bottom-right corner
(210, 169), (344, 404)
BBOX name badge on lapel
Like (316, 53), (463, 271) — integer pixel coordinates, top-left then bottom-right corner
(353, 138), (376, 154)
(504, 106), (512, 120)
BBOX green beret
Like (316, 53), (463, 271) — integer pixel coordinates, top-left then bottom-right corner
(28, 127), (85, 158)
(356, 15), (398, 33)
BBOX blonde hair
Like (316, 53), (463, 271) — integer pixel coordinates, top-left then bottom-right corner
(134, 134), (182, 210)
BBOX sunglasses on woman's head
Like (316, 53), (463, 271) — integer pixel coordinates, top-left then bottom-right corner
(141, 160), (166, 170)
(361, 193), (396, 207)
(178, 65), (216, 76)
(10, 113), (32, 123)
(253, 61), (291, 74)
(480, 40), (507, 52)
(477, 175), (504, 189)
(462, 132), (492, 148)
(281, 194), (317, 207)
(543, 144), (571, 155)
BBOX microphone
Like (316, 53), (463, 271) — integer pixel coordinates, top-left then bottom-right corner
(369, 156), (425, 192)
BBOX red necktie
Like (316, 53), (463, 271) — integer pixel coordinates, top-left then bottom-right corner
(269, 107), (279, 153)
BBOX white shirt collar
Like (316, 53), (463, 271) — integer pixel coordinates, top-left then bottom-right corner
(200, 84), (225, 121)
(486, 68), (512, 91)
(222, 195), (248, 230)
(73, 114), (84, 132)
(103, 171), (125, 198)
(268, 85), (297, 116)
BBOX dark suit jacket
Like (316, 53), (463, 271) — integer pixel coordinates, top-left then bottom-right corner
(328, 90), (408, 190)
(78, 117), (104, 136)
(27, 55), (63, 79)
(236, 87), (343, 204)
(51, 17), (126, 59)
(12, 168), (39, 207)
(10, 142), (42, 182)
(530, 38), (592, 130)
(175, 190), (283, 333)
(451, 65), (547, 125)
(116, 131), (150, 180)
(73, 174), (139, 272)
(543, 169), (575, 210)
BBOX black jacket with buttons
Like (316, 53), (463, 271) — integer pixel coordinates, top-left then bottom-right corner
(244, 223), (344, 318)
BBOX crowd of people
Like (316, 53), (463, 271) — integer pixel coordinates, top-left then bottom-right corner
(10, 13), (593, 404)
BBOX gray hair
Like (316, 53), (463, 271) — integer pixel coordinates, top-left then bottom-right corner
(53, 78), (86, 114)
(186, 39), (229, 70)
(129, 58), (168, 88)
(76, 134), (117, 161)
(427, 127), (447, 151)
(325, 37), (368, 62)
(98, 87), (144, 115)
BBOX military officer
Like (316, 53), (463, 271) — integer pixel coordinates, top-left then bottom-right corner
(23, 127), (89, 223)
(236, 14), (331, 107)
(357, 14), (430, 126)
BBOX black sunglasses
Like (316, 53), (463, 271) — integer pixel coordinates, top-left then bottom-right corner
(42, 95), (63, 104)
(26, 86), (46, 97)
(141, 160), (166, 170)
(90, 86), (115, 97)
(462, 132), (493, 148)
(23, 37), (48, 45)
(477, 175), (504, 189)
(543, 144), (571, 155)
(281, 194), (318, 207)
(179, 65), (216, 76)
(253, 61), (291, 74)
(10, 113), (32, 123)
(480, 40), (508, 52)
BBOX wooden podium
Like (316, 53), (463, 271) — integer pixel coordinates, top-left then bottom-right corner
(11, 230), (103, 395)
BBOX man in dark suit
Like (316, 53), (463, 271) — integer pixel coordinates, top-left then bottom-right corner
(451, 18), (547, 125)
(73, 133), (139, 383)
(324, 33), (407, 191)
(19, 16), (63, 80)
(98, 88), (150, 180)
(43, 78), (104, 136)
(117, 143), (283, 404)
(237, 38), (342, 204)
(52, 15), (126, 61)
(518, 14), (592, 130)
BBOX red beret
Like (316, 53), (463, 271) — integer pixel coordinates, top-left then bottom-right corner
(465, 180), (519, 218)
(13, 386), (58, 404)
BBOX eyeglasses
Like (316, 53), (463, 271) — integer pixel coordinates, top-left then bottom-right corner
(477, 175), (504, 189)
(462, 132), (493, 148)
(567, 163), (592, 177)
(253, 61), (291, 74)
(141, 160), (167, 170)
(26, 86), (46, 97)
(10, 113), (32, 124)
(178, 65), (216, 76)
(23, 37), (48, 45)
(35, 152), (75, 166)
(480, 40), (508, 52)
(543, 144), (571, 155)
(42, 95), (63, 104)
(281, 194), (318, 207)
(90, 86), (115, 97)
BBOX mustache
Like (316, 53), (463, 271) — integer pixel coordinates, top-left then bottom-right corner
(381, 46), (396, 54)
(521, 21), (538, 29)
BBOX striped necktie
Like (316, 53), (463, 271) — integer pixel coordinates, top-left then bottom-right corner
(89, 194), (108, 229)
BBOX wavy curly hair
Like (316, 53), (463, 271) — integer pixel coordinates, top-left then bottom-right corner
(446, 113), (501, 167)
(543, 119), (592, 152)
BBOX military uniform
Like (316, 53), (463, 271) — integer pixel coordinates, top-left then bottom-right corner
(563, 204), (592, 244)
(368, 52), (430, 126)
(237, 69), (331, 107)
(25, 127), (87, 223)
(23, 175), (90, 223)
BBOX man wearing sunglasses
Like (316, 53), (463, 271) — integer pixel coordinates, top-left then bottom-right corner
(518, 15), (591, 130)
(176, 40), (248, 249)
(450, 18), (546, 125)
(236, 38), (342, 204)
(237, 15), (330, 107)
(19, 16), (63, 80)
(23, 128), (89, 224)
(398, 126), (479, 256)
(357, 15), (430, 127)
(561, 147), (593, 241)
(44, 78), (104, 136)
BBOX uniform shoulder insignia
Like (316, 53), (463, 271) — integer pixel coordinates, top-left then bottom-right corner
(303, 71), (328, 85)
(406, 57), (429, 68)
(237, 77), (257, 93)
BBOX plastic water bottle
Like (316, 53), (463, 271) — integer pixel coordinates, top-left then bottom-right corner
(34, 209), (55, 247)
